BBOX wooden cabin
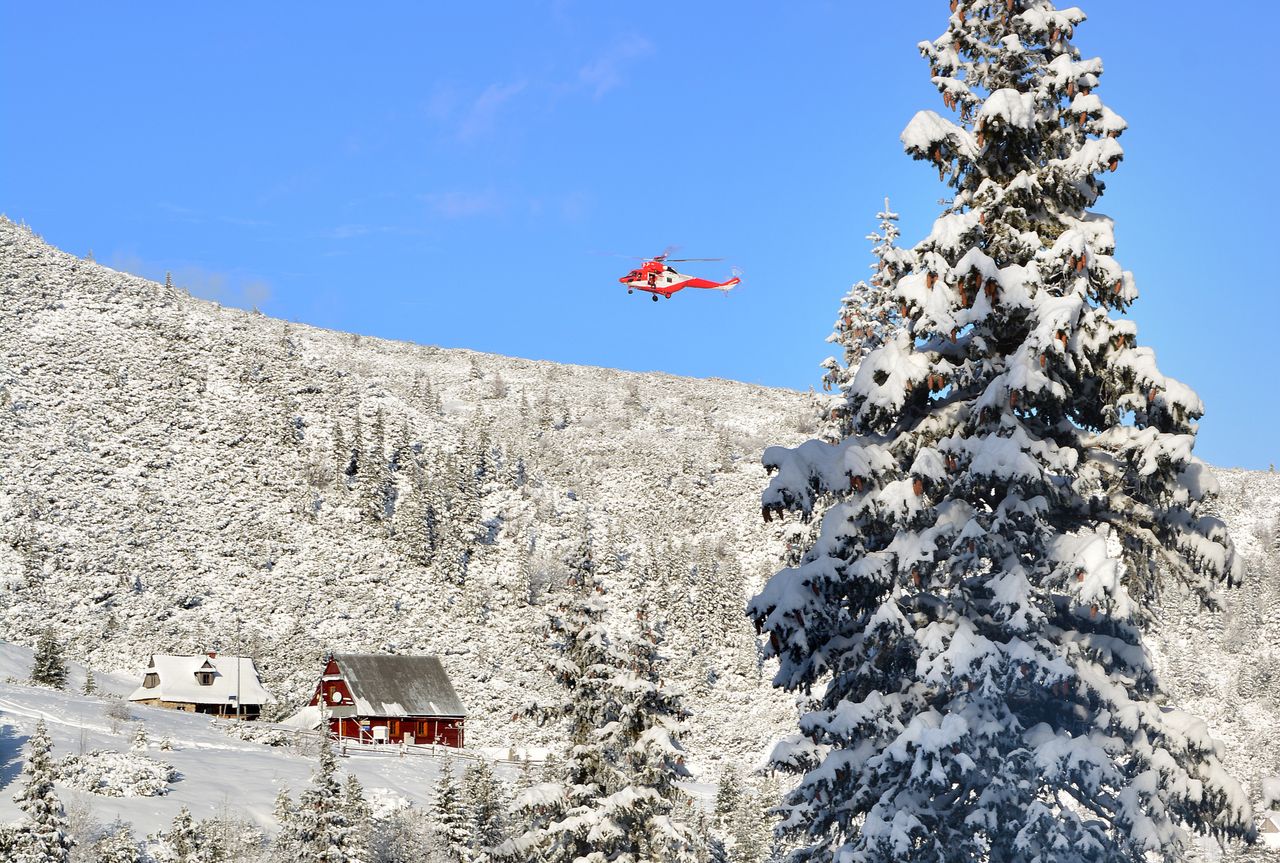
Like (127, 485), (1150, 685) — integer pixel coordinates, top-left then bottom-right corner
(127, 652), (269, 719)
(308, 653), (467, 747)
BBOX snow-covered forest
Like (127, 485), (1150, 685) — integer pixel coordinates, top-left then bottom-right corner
(2, 0), (1279, 859)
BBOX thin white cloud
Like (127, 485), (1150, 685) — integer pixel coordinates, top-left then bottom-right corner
(577, 35), (653, 99)
(456, 80), (528, 141)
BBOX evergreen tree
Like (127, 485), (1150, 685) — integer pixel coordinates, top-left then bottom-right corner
(361, 406), (391, 523)
(463, 759), (508, 861)
(280, 731), (361, 863)
(714, 767), (742, 829)
(819, 200), (911, 440)
(130, 723), (148, 753)
(333, 423), (351, 487)
(343, 773), (373, 862)
(603, 616), (699, 862)
(12, 719), (74, 863)
(81, 668), (97, 696)
(750, 3), (1253, 862)
(94, 824), (140, 863)
(163, 807), (202, 863)
(497, 535), (629, 863)
(30, 627), (68, 689)
(164, 271), (174, 290)
(434, 754), (471, 863)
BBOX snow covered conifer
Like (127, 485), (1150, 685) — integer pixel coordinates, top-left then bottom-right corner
(81, 669), (96, 696)
(342, 773), (373, 861)
(94, 825), (140, 863)
(12, 719), (74, 863)
(819, 200), (912, 441)
(751, 3), (1253, 861)
(714, 766), (742, 828)
(284, 730), (361, 863)
(599, 615), (698, 861)
(434, 754), (471, 863)
(30, 627), (68, 689)
(463, 759), (508, 861)
(497, 533), (629, 863)
(163, 807), (202, 863)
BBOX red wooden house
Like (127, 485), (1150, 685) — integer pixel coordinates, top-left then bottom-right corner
(308, 653), (467, 747)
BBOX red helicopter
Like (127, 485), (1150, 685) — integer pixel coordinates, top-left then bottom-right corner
(618, 253), (740, 301)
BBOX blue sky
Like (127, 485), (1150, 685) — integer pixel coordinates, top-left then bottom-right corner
(2, 2), (1276, 468)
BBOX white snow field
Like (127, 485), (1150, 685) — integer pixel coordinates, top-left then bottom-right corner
(0, 217), (1277, 853)
(0, 640), (472, 836)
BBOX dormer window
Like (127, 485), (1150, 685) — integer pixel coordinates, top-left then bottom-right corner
(143, 672), (159, 689)
(195, 659), (217, 687)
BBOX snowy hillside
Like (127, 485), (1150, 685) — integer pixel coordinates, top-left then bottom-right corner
(1, 217), (1277, 854)
(0, 216), (809, 765)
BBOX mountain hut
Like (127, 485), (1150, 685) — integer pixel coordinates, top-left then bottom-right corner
(307, 653), (467, 747)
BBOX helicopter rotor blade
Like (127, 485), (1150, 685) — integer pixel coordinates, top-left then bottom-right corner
(667, 257), (724, 262)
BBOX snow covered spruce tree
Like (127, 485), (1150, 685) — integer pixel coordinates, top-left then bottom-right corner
(12, 719), (74, 863)
(750, 3), (1254, 861)
(30, 626), (68, 689)
(501, 535), (698, 862)
(603, 615), (699, 862)
(498, 535), (627, 863)
(819, 200), (913, 442)
(277, 731), (362, 863)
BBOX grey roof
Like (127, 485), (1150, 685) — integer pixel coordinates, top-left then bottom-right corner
(332, 653), (467, 718)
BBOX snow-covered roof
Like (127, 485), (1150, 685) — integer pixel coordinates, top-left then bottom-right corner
(1261, 812), (1280, 850)
(127, 654), (271, 706)
(332, 653), (467, 718)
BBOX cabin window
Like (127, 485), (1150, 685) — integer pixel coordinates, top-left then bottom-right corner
(195, 671), (215, 686)
(142, 672), (159, 689)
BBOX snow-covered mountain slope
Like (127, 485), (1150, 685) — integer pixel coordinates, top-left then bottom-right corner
(0, 217), (1277, 849)
(0, 216), (810, 765)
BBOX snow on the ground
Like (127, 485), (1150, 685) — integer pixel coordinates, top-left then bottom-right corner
(0, 675), (458, 836)
(0, 640), (135, 697)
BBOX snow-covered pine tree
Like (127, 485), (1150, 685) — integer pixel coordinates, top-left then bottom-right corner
(597, 614), (698, 862)
(94, 824), (140, 863)
(285, 730), (361, 863)
(714, 767), (742, 829)
(496, 534), (629, 863)
(361, 406), (391, 523)
(81, 668), (96, 696)
(819, 200), (912, 442)
(750, 3), (1254, 861)
(12, 719), (74, 863)
(463, 758), (508, 861)
(163, 807), (202, 863)
(343, 773), (373, 861)
(130, 724), (148, 753)
(30, 626), (68, 689)
(434, 753), (471, 863)
(332, 423), (350, 488)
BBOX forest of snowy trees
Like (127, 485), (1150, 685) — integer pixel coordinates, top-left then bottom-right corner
(2, 1), (1280, 861)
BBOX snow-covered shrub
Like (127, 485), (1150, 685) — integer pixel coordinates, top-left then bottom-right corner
(217, 719), (292, 747)
(1263, 776), (1280, 810)
(58, 750), (177, 797)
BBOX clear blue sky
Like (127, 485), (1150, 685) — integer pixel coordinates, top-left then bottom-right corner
(2, 3), (1276, 468)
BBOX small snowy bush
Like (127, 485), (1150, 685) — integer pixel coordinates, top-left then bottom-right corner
(217, 719), (292, 747)
(58, 750), (177, 797)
